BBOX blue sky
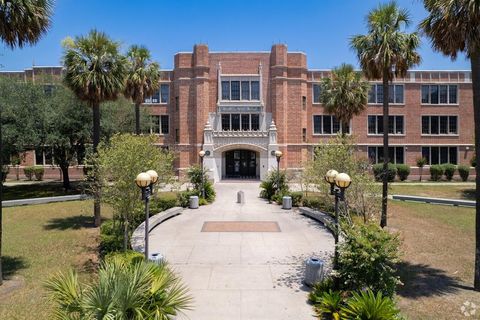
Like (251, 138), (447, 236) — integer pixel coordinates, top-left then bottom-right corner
(0, 0), (470, 71)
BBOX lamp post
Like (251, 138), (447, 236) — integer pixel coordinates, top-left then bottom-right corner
(275, 150), (283, 193)
(324, 170), (352, 272)
(199, 150), (206, 199)
(135, 169), (159, 260)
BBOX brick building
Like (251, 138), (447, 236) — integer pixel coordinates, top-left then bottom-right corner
(2, 44), (475, 181)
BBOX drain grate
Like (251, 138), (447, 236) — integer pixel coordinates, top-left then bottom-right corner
(201, 221), (281, 232)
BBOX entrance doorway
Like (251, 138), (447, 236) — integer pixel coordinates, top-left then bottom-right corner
(224, 149), (258, 179)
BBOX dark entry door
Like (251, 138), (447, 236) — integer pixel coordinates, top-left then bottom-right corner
(225, 150), (257, 178)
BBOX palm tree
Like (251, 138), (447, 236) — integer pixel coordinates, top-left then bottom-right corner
(63, 30), (127, 227)
(46, 256), (192, 319)
(124, 45), (161, 134)
(0, 0), (53, 286)
(320, 63), (370, 132)
(351, 2), (420, 228)
(420, 0), (480, 291)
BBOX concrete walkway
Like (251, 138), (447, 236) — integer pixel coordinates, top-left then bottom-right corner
(149, 182), (333, 320)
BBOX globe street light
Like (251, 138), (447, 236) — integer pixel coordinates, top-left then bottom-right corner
(135, 170), (158, 260)
(275, 150), (283, 194)
(324, 170), (352, 279)
(199, 150), (206, 199)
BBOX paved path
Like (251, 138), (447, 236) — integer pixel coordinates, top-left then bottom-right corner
(149, 182), (333, 320)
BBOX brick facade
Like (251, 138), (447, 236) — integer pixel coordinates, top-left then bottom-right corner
(1, 44), (474, 181)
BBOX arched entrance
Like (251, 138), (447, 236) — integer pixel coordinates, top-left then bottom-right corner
(224, 149), (259, 179)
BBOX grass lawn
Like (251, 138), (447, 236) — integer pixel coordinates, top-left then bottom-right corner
(0, 200), (112, 319)
(390, 201), (480, 319)
(3, 181), (84, 201)
(390, 184), (475, 200)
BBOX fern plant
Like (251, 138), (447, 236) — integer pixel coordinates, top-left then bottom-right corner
(314, 290), (344, 320)
(341, 289), (400, 320)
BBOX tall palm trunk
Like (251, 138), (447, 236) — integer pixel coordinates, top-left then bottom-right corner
(471, 52), (480, 290)
(135, 102), (140, 135)
(93, 103), (101, 227)
(380, 71), (389, 228)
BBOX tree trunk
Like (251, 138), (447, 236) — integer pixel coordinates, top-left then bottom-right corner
(380, 72), (390, 228)
(60, 164), (70, 191)
(135, 102), (140, 135)
(93, 104), (101, 227)
(471, 53), (480, 291)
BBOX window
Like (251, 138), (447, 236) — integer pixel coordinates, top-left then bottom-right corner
(160, 84), (169, 103)
(421, 116), (458, 135)
(175, 129), (179, 143)
(231, 81), (240, 100)
(144, 90), (160, 104)
(313, 115), (350, 134)
(368, 84), (404, 104)
(34, 147), (54, 165)
(421, 146), (457, 164)
(302, 96), (307, 110)
(421, 84), (458, 104)
(175, 96), (179, 111)
(251, 81), (260, 100)
(150, 115), (169, 134)
(368, 146), (404, 164)
(221, 114), (261, 131)
(221, 79), (260, 101)
(302, 128), (307, 142)
(313, 84), (322, 103)
(367, 115), (404, 135)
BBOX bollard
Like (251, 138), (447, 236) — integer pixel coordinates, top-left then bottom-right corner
(237, 191), (245, 204)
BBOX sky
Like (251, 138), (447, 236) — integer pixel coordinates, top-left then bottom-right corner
(0, 0), (471, 71)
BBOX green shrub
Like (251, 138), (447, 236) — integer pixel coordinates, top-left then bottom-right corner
(395, 164), (410, 181)
(289, 191), (304, 207)
(259, 170), (289, 201)
(458, 165), (470, 182)
(100, 220), (124, 255)
(313, 290), (344, 320)
(198, 198), (208, 206)
(372, 163), (397, 182)
(303, 196), (334, 214)
(337, 223), (401, 297)
(23, 166), (35, 180)
(341, 289), (401, 320)
(187, 165), (216, 202)
(105, 250), (144, 265)
(472, 155), (477, 168)
(150, 192), (178, 213)
(443, 163), (456, 181)
(308, 277), (335, 303)
(33, 166), (44, 181)
(429, 164), (444, 181)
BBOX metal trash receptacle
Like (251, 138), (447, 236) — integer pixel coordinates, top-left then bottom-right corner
(237, 191), (245, 204)
(304, 257), (325, 286)
(149, 253), (165, 265)
(189, 195), (199, 209)
(282, 196), (292, 210)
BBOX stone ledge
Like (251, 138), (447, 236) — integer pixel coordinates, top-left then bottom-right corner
(392, 194), (475, 207)
(131, 207), (183, 253)
(3, 194), (89, 207)
(298, 207), (335, 234)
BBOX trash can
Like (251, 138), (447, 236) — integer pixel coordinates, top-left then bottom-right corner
(282, 196), (292, 210)
(237, 191), (245, 204)
(189, 195), (199, 209)
(149, 253), (165, 265)
(304, 257), (325, 287)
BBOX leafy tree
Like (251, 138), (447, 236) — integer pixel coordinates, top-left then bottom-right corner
(46, 255), (192, 319)
(44, 87), (91, 190)
(420, 0), (480, 291)
(320, 63), (370, 130)
(62, 30), (128, 226)
(124, 45), (161, 134)
(351, 2), (420, 228)
(0, 0), (53, 286)
(96, 134), (174, 251)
